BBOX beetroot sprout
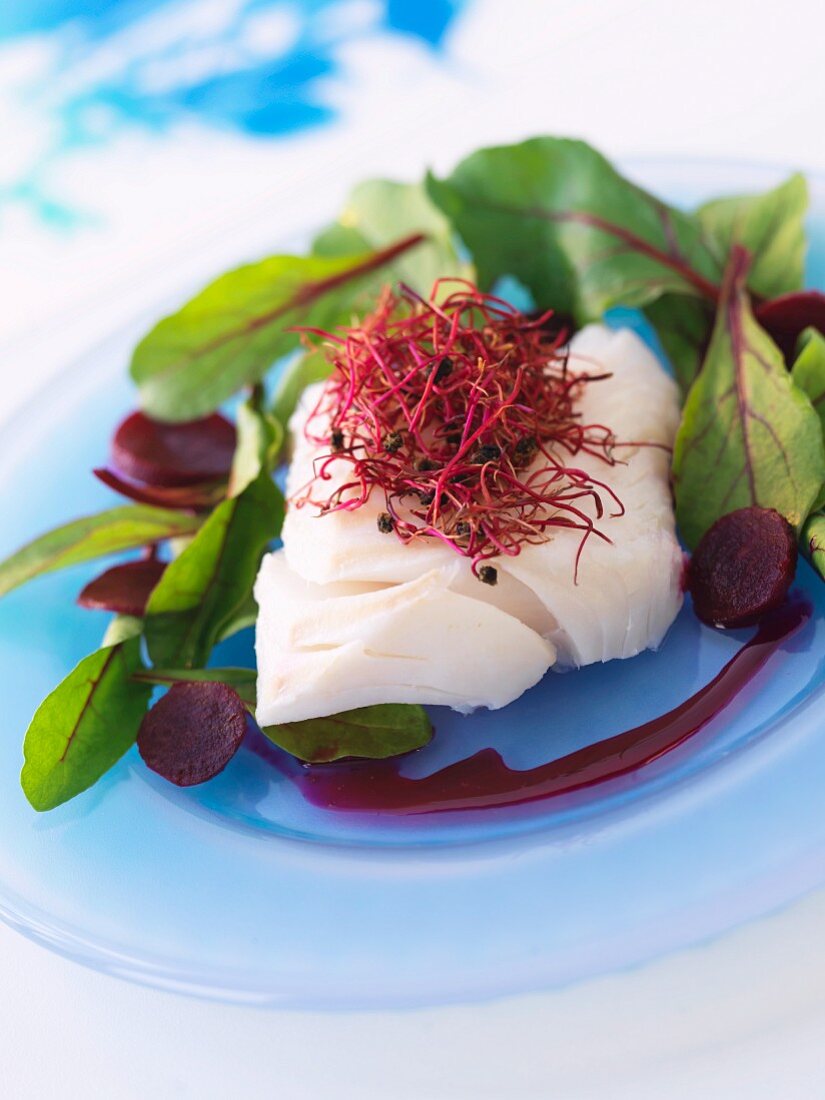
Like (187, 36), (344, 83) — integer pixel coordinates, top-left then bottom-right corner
(292, 281), (622, 577)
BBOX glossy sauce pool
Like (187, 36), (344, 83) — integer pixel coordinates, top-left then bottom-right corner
(269, 598), (811, 815)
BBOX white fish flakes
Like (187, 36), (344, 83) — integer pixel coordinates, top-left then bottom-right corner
(255, 325), (683, 725)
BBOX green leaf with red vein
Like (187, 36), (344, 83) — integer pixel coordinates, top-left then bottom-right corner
(130, 236), (425, 422)
(426, 137), (723, 321)
(144, 471), (283, 669)
(672, 247), (825, 549)
(262, 704), (432, 764)
(21, 637), (151, 811)
(0, 505), (201, 600)
(697, 173), (808, 300)
(647, 176), (808, 389)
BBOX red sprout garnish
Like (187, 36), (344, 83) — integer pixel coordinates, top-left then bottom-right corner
(292, 281), (622, 576)
(77, 557), (167, 616)
(93, 467), (225, 512)
(137, 681), (248, 787)
(111, 411), (236, 488)
(687, 506), (797, 628)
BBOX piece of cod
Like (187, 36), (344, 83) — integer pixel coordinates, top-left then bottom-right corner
(255, 325), (683, 725)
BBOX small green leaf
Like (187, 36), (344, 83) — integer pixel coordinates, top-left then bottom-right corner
(793, 330), (825, 512)
(227, 395), (283, 498)
(131, 235), (426, 421)
(271, 349), (333, 430)
(673, 248), (825, 548)
(102, 614), (144, 646)
(697, 173), (808, 300)
(262, 703), (432, 763)
(0, 505), (201, 600)
(427, 136), (723, 321)
(21, 637), (151, 811)
(134, 666), (257, 708)
(314, 179), (465, 294)
(792, 327), (825, 436)
(645, 293), (715, 392)
(144, 472), (283, 668)
(803, 512), (825, 581)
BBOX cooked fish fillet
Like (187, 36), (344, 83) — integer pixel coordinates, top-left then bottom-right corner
(255, 325), (683, 725)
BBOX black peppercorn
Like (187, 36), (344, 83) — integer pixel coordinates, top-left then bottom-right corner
(478, 565), (498, 586)
(475, 444), (500, 464)
(512, 436), (538, 466)
(433, 356), (453, 383)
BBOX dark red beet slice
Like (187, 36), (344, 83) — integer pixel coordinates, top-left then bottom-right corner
(755, 291), (825, 363)
(137, 681), (247, 787)
(94, 467), (224, 511)
(78, 558), (167, 616)
(687, 507), (797, 628)
(111, 411), (236, 488)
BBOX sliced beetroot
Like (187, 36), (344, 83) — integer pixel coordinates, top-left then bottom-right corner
(755, 291), (825, 363)
(94, 467), (224, 511)
(111, 410), (236, 488)
(687, 506), (797, 628)
(78, 558), (167, 616)
(137, 681), (247, 787)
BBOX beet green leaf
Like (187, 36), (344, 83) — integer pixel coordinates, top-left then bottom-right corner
(792, 328), (825, 436)
(803, 512), (825, 581)
(0, 505), (201, 600)
(673, 248), (825, 549)
(227, 394), (283, 499)
(131, 235), (425, 421)
(427, 137), (723, 321)
(697, 173), (808, 300)
(21, 636), (151, 811)
(313, 179), (465, 294)
(645, 293), (715, 392)
(262, 703), (432, 763)
(144, 471), (283, 669)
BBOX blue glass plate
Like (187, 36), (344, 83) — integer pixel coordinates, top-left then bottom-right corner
(0, 160), (823, 1008)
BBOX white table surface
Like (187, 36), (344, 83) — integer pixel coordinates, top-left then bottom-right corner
(2, 1), (825, 1095)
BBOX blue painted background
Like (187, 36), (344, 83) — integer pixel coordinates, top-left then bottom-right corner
(1, 0), (463, 135)
(0, 0), (466, 228)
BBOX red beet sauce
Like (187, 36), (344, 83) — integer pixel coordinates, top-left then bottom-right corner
(266, 597), (810, 817)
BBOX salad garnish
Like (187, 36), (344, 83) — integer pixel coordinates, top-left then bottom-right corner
(0, 135), (823, 810)
(294, 281), (620, 576)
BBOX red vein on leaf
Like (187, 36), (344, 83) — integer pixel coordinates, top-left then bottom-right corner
(58, 647), (120, 764)
(726, 247), (759, 505)
(149, 233), (427, 382)
(470, 199), (721, 302)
